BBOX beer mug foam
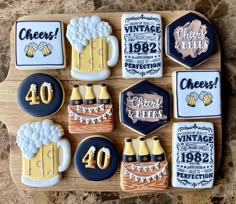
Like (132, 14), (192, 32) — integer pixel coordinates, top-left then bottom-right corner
(16, 119), (71, 187)
(66, 15), (119, 81)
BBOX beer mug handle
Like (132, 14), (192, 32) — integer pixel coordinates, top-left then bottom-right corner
(107, 35), (119, 67)
(57, 139), (71, 172)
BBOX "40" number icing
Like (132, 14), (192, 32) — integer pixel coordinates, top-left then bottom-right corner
(25, 82), (53, 105)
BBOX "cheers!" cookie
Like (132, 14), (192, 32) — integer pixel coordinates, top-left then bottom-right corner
(172, 70), (221, 118)
(120, 80), (170, 135)
(16, 119), (71, 187)
(166, 12), (216, 69)
(66, 15), (119, 81)
(17, 73), (65, 117)
(74, 135), (119, 181)
(68, 83), (113, 134)
(121, 136), (168, 192)
(172, 122), (214, 188)
(122, 13), (163, 78)
(15, 20), (66, 70)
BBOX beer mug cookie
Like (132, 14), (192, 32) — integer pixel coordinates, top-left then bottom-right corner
(15, 21), (66, 70)
(74, 135), (119, 181)
(165, 12), (216, 69)
(16, 119), (71, 187)
(17, 73), (65, 117)
(122, 13), (163, 78)
(68, 83), (113, 134)
(172, 70), (221, 118)
(66, 15), (119, 81)
(120, 80), (170, 136)
(121, 136), (168, 192)
(172, 122), (214, 188)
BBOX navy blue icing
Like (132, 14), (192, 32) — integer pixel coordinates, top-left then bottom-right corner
(74, 136), (119, 181)
(166, 12), (216, 68)
(17, 73), (64, 117)
(120, 80), (170, 135)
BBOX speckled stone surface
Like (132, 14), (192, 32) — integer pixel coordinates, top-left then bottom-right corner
(0, 0), (236, 203)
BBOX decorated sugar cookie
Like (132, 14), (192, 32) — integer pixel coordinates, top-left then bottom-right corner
(166, 12), (216, 69)
(172, 70), (221, 118)
(121, 136), (168, 192)
(16, 119), (71, 187)
(122, 13), (163, 78)
(66, 15), (119, 81)
(74, 135), (119, 181)
(15, 21), (66, 69)
(120, 80), (170, 136)
(172, 122), (214, 188)
(68, 83), (113, 134)
(17, 73), (65, 117)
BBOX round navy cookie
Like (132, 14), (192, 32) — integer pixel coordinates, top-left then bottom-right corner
(74, 135), (119, 181)
(17, 73), (64, 117)
(120, 80), (170, 136)
(165, 12), (216, 68)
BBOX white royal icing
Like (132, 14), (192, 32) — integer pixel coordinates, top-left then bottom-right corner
(16, 119), (64, 160)
(173, 70), (221, 118)
(16, 21), (65, 69)
(66, 15), (112, 53)
(172, 122), (214, 188)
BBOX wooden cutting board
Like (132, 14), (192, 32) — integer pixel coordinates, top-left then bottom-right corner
(0, 11), (221, 191)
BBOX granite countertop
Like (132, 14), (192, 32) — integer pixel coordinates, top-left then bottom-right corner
(0, 0), (235, 203)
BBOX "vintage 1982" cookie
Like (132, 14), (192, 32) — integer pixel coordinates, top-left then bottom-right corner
(122, 13), (163, 78)
(172, 122), (214, 188)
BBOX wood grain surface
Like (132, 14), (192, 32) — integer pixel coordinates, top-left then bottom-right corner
(121, 161), (168, 192)
(68, 104), (113, 134)
(0, 11), (221, 191)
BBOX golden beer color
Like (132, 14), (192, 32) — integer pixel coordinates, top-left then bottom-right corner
(187, 95), (197, 107)
(25, 46), (35, 58)
(42, 44), (52, 57)
(202, 94), (212, 106)
(84, 83), (96, 104)
(123, 138), (137, 162)
(72, 37), (108, 72)
(98, 83), (111, 104)
(22, 143), (58, 181)
(138, 137), (151, 162)
(70, 84), (83, 105)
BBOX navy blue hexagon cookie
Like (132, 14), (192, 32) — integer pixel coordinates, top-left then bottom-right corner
(165, 12), (216, 69)
(120, 80), (170, 136)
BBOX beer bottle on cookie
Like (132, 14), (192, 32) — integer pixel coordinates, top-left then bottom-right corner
(84, 83), (96, 104)
(98, 83), (111, 104)
(138, 137), (151, 162)
(151, 136), (165, 162)
(122, 138), (137, 162)
(70, 84), (83, 105)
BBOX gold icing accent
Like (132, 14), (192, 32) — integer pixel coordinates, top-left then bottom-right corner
(90, 40), (93, 70)
(40, 82), (54, 104)
(25, 84), (40, 105)
(72, 37), (108, 73)
(22, 143), (59, 181)
(97, 148), (110, 169)
(82, 147), (96, 168)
